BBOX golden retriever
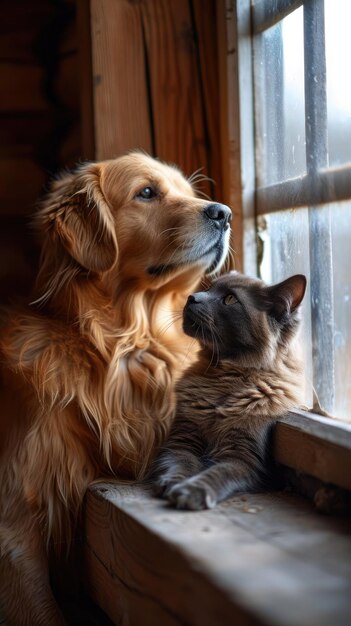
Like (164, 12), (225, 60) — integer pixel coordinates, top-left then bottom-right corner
(0, 152), (231, 624)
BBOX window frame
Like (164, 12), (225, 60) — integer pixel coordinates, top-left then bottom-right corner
(224, 0), (351, 489)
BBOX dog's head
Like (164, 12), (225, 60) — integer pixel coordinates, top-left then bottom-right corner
(37, 152), (231, 292)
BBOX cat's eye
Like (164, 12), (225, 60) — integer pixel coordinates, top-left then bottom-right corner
(223, 294), (237, 305)
(136, 186), (157, 200)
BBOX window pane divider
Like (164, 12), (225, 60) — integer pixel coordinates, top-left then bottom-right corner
(253, 0), (304, 34)
(304, 0), (335, 413)
(256, 164), (351, 215)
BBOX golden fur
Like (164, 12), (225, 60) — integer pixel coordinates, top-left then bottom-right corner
(0, 152), (230, 624)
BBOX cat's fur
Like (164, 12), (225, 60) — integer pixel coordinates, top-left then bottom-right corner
(151, 271), (306, 510)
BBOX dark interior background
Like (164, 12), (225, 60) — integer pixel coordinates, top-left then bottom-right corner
(0, 0), (82, 302)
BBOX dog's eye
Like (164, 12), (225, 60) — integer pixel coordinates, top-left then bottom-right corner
(136, 187), (157, 200)
(223, 294), (237, 305)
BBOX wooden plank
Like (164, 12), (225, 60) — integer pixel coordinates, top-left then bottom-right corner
(217, 0), (243, 270)
(85, 547), (186, 626)
(0, 157), (46, 215)
(0, 1), (53, 62)
(189, 0), (223, 201)
(89, 0), (224, 202)
(140, 0), (211, 190)
(85, 483), (351, 626)
(274, 411), (351, 491)
(85, 484), (262, 626)
(232, 0), (257, 275)
(216, 1), (231, 209)
(90, 0), (152, 160)
(0, 218), (37, 301)
(56, 53), (80, 112)
(0, 115), (53, 152)
(59, 124), (81, 169)
(0, 63), (48, 113)
(76, 0), (95, 160)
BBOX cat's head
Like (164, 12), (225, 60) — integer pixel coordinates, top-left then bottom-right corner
(183, 272), (306, 367)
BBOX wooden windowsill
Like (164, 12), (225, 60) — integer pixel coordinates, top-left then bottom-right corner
(84, 482), (351, 626)
(274, 409), (351, 491)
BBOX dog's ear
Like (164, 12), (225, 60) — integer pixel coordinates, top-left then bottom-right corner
(43, 164), (118, 273)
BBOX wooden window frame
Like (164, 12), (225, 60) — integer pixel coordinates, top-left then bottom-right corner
(223, 0), (351, 492)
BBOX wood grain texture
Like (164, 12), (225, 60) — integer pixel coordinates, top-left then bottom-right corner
(275, 411), (351, 491)
(77, 0), (95, 160)
(0, 157), (46, 214)
(89, 0), (224, 200)
(140, 0), (219, 195)
(90, 0), (152, 160)
(0, 63), (49, 113)
(0, 0), (81, 302)
(85, 482), (351, 626)
(217, 0), (243, 270)
(192, 0), (222, 201)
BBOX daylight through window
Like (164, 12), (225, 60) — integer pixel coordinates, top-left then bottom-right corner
(248, 0), (351, 421)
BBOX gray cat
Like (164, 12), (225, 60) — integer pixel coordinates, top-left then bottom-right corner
(151, 271), (306, 510)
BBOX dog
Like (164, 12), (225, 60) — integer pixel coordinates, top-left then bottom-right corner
(0, 152), (231, 624)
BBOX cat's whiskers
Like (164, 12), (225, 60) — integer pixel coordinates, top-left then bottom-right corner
(181, 333), (200, 369)
(204, 319), (221, 371)
(210, 324), (221, 368)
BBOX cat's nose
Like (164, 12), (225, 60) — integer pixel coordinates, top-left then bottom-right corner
(187, 292), (207, 305)
(203, 203), (231, 229)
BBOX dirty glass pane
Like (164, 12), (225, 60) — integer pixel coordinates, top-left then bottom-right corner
(258, 209), (313, 408)
(254, 7), (306, 186)
(325, 0), (351, 168)
(259, 202), (351, 422)
(330, 201), (351, 421)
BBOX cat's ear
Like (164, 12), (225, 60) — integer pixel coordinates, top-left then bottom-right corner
(267, 274), (306, 322)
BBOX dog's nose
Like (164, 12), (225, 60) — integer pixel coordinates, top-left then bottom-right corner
(203, 203), (232, 229)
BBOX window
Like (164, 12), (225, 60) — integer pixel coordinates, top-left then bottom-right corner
(236, 0), (351, 421)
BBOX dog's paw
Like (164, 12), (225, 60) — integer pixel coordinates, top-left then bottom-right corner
(167, 481), (217, 510)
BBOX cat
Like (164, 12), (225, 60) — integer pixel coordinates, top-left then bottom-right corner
(151, 271), (306, 510)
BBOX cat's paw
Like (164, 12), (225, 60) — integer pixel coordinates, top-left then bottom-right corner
(167, 482), (217, 510)
(152, 477), (180, 499)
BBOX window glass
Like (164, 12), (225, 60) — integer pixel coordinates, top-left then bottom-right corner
(259, 202), (351, 422)
(258, 208), (313, 408)
(255, 7), (306, 186)
(325, 0), (351, 168)
(250, 1), (351, 422)
(330, 201), (351, 420)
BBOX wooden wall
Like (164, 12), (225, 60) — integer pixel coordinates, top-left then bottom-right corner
(88, 0), (224, 202)
(0, 0), (82, 302)
(0, 0), (238, 304)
